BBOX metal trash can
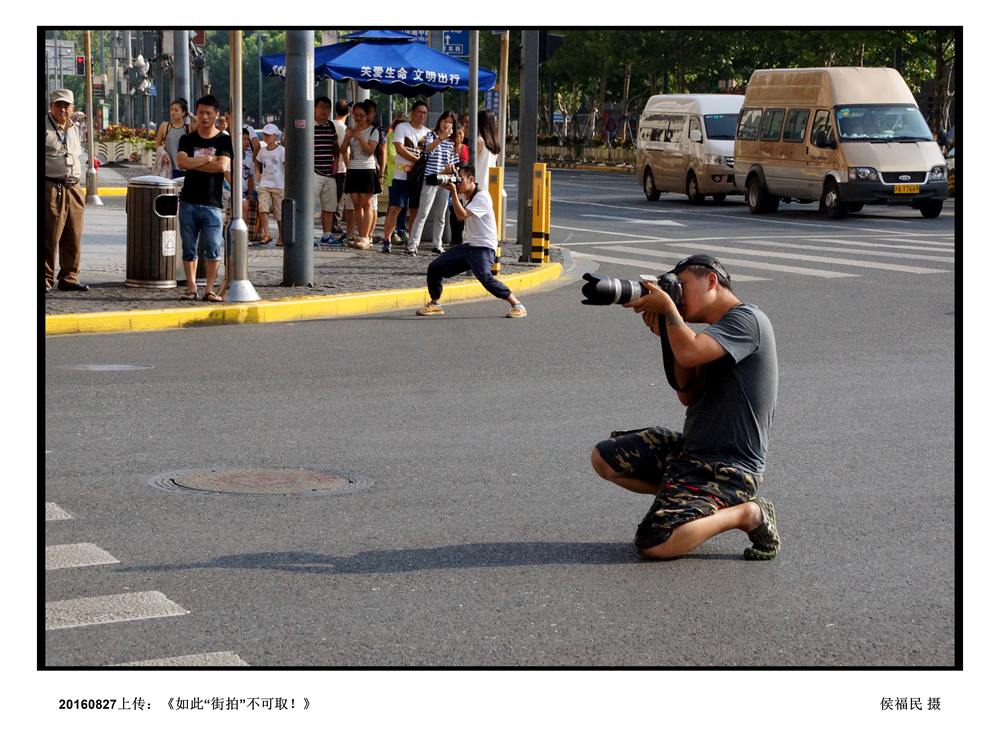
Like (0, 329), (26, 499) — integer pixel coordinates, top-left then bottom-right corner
(125, 175), (179, 288)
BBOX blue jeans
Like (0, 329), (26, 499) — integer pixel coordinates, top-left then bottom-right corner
(179, 201), (224, 261)
(426, 244), (511, 301)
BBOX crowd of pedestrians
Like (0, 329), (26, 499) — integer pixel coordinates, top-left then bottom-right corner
(44, 87), (509, 306)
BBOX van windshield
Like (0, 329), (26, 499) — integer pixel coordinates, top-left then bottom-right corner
(835, 105), (934, 142)
(703, 113), (738, 140)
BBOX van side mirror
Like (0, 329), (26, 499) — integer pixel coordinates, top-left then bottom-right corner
(690, 129), (703, 143)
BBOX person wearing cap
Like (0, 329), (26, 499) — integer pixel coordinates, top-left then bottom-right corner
(44, 88), (88, 292)
(175, 94), (233, 302)
(591, 254), (782, 561)
(254, 122), (285, 247)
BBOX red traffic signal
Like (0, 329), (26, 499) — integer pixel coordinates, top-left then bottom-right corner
(75, 55), (86, 75)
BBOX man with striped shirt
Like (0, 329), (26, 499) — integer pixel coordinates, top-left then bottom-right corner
(314, 96), (341, 247)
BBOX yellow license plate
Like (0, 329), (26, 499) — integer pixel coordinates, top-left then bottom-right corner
(893, 184), (920, 194)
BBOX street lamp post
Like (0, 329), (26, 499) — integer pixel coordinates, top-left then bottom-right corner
(518, 31), (539, 260)
(281, 29), (315, 287)
(224, 30), (259, 302)
(83, 31), (103, 207)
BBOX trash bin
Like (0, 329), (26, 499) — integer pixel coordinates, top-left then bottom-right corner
(125, 175), (179, 288)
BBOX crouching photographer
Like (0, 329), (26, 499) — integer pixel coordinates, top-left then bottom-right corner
(586, 254), (782, 560)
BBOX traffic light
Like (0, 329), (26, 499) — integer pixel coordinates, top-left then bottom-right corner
(75, 55), (86, 76)
(539, 32), (564, 64)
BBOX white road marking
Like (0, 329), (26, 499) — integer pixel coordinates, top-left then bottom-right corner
(45, 503), (73, 521)
(114, 651), (249, 667)
(558, 231), (956, 248)
(668, 242), (948, 274)
(575, 245), (855, 278)
(579, 213), (686, 226)
(572, 251), (771, 281)
(45, 591), (189, 630)
(46, 543), (120, 571)
(809, 238), (953, 253)
(850, 237), (955, 248)
(744, 240), (953, 263)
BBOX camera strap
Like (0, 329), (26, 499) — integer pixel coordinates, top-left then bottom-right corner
(657, 315), (691, 392)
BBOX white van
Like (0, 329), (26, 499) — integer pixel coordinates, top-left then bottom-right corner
(733, 67), (948, 218)
(636, 94), (744, 203)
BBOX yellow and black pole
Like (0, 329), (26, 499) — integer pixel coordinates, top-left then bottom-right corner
(543, 169), (552, 262)
(531, 161), (547, 263)
(488, 165), (504, 274)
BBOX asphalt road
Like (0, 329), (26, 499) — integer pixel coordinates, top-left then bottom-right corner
(44, 169), (956, 667)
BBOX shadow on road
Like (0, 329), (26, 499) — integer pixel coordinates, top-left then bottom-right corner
(118, 542), (742, 575)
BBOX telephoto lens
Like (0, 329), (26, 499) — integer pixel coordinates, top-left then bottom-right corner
(581, 272), (683, 306)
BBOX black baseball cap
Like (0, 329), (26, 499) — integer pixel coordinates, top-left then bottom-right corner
(671, 254), (731, 284)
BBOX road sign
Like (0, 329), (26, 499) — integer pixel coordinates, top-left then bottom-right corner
(484, 88), (500, 116)
(45, 39), (77, 75)
(442, 29), (469, 57)
(401, 29), (429, 44)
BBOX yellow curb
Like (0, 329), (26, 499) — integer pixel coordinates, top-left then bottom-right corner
(88, 187), (129, 197)
(45, 260), (563, 336)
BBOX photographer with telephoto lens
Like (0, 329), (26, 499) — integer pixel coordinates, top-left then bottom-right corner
(588, 254), (782, 560)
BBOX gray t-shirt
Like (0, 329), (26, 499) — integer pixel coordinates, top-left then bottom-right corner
(681, 303), (778, 475)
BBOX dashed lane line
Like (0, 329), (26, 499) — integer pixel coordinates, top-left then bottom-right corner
(810, 238), (953, 253)
(743, 240), (953, 264)
(46, 543), (120, 571)
(46, 503), (73, 521)
(45, 591), (189, 631)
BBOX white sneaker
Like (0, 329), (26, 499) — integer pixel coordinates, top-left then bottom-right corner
(506, 303), (527, 318)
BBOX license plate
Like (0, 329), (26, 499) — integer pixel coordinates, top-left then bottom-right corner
(893, 184), (920, 194)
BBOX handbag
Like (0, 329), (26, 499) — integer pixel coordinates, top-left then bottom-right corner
(406, 138), (428, 193)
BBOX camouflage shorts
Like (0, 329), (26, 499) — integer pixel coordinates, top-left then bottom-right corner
(595, 427), (761, 550)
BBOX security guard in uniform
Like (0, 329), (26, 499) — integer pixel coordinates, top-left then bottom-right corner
(44, 88), (88, 292)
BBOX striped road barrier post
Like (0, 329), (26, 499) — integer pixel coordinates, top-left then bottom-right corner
(531, 162), (547, 262)
(489, 165), (503, 274)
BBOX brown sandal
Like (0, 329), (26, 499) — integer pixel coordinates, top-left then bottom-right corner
(203, 291), (223, 303)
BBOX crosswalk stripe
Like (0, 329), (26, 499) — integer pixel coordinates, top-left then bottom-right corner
(744, 240), (953, 264)
(45, 591), (189, 631)
(572, 251), (771, 281)
(114, 651), (249, 667)
(581, 243), (856, 278)
(46, 503), (73, 521)
(46, 543), (119, 571)
(668, 242), (948, 275)
(810, 238), (953, 253)
(865, 237), (955, 248)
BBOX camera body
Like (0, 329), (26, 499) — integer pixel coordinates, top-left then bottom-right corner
(581, 272), (682, 307)
(434, 173), (461, 186)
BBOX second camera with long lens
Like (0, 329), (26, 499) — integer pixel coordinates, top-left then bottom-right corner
(580, 272), (682, 307)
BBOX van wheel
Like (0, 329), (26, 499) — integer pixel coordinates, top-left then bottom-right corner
(712, 194), (727, 203)
(917, 199), (944, 218)
(821, 180), (846, 219)
(686, 173), (705, 204)
(643, 170), (661, 201)
(747, 176), (778, 214)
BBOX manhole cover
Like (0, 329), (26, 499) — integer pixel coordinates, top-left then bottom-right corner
(64, 364), (155, 371)
(149, 467), (372, 497)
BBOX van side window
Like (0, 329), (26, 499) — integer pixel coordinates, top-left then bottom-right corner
(688, 116), (702, 139)
(810, 110), (833, 147)
(782, 108), (810, 142)
(665, 115), (685, 144)
(760, 109), (785, 141)
(737, 108), (762, 140)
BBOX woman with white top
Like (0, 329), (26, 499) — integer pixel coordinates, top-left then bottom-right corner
(475, 109), (501, 187)
(406, 111), (462, 256)
(340, 102), (380, 249)
(155, 99), (191, 178)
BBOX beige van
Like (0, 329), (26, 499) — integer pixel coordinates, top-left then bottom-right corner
(636, 94), (744, 203)
(733, 67), (947, 218)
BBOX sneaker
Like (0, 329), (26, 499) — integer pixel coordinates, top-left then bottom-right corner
(329, 236), (345, 247)
(355, 237), (372, 250)
(406, 247), (418, 256)
(381, 239), (392, 254)
(744, 497), (781, 560)
(416, 301), (444, 316)
(506, 303), (527, 318)
(431, 246), (445, 255)
(391, 231), (407, 245)
(319, 234), (337, 247)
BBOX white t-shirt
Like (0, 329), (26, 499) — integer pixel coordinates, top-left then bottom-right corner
(475, 137), (498, 188)
(391, 121), (431, 181)
(257, 145), (285, 189)
(347, 125), (379, 170)
(333, 119), (348, 173)
(460, 189), (498, 249)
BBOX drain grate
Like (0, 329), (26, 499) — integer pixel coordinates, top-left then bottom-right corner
(149, 467), (372, 498)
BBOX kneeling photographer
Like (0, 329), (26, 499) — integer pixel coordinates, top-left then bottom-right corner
(585, 255), (781, 560)
(415, 164), (526, 319)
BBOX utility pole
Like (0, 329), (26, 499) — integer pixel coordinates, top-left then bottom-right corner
(468, 30), (479, 167)
(225, 30), (259, 302)
(124, 30), (133, 127)
(257, 32), (263, 124)
(281, 30), (315, 287)
(83, 31), (103, 207)
(430, 29), (444, 118)
(498, 31), (510, 240)
(112, 31), (120, 125)
(174, 30), (190, 113)
(518, 31), (539, 261)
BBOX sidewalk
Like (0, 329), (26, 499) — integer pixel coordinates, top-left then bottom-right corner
(45, 169), (563, 333)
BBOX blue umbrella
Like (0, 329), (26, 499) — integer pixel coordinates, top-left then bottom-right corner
(259, 31), (496, 96)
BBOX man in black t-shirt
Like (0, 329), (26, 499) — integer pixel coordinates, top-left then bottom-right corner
(591, 254), (782, 561)
(176, 95), (233, 302)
